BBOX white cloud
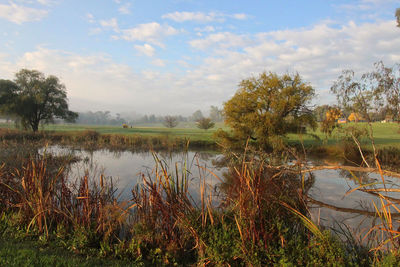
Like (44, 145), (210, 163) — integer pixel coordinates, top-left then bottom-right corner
(89, 27), (102, 35)
(162, 11), (248, 23)
(231, 13), (247, 20)
(35, 0), (57, 6)
(119, 22), (179, 47)
(186, 20), (400, 104)
(336, 0), (398, 16)
(118, 3), (131, 14)
(86, 13), (95, 23)
(1, 19), (398, 114)
(0, 2), (48, 24)
(162, 11), (224, 23)
(190, 32), (250, 50)
(100, 18), (119, 32)
(194, 26), (215, 32)
(134, 43), (155, 57)
(151, 59), (166, 67)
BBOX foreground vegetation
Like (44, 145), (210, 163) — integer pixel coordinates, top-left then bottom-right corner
(1, 141), (400, 266)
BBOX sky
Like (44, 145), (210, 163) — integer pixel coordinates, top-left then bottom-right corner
(0, 0), (399, 116)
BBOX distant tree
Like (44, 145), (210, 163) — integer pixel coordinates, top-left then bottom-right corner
(372, 61), (400, 121)
(76, 110), (125, 125)
(320, 107), (342, 137)
(396, 8), (400, 27)
(209, 105), (223, 122)
(196, 117), (215, 131)
(149, 114), (156, 123)
(331, 69), (377, 123)
(164, 115), (179, 128)
(331, 63), (400, 163)
(331, 62), (400, 123)
(313, 105), (332, 122)
(191, 110), (204, 122)
(0, 69), (77, 131)
(216, 72), (316, 150)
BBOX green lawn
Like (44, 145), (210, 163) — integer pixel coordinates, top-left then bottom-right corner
(1, 121), (399, 148)
(0, 122), (228, 142)
(287, 122), (400, 148)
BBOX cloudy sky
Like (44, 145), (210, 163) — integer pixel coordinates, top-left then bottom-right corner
(0, 0), (399, 115)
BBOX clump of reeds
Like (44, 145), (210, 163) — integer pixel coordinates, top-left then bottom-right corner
(129, 152), (212, 263)
(0, 152), (133, 247)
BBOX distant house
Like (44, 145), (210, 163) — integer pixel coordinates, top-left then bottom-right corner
(337, 118), (347, 124)
(382, 116), (394, 123)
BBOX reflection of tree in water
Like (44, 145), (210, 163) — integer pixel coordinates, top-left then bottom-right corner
(338, 169), (374, 185)
(211, 155), (230, 169)
(218, 158), (315, 208)
(307, 197), (398, 218)
(195, 151), (218, 161)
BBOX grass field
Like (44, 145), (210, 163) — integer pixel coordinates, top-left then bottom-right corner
(1, 121), (399, 148)
(287, 122), (400, 148)
(0, 122), (227, 142)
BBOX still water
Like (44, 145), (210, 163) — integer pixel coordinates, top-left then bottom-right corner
(44, 146), (400, 235)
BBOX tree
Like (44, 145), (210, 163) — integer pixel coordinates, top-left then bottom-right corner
(313, 104), (332, 122)
(321, 107), (342, 137)
(163, 115), (178, 128)
(209, 105), (223, 122)
(217, 72), (316, 150)
(0, 69), (77, 131)
(330, 62), (400, 164)
(0, 79), (19, 115)
(331, 69), (378, 123)
(331, 62), (400, 123)
(191, 110), (204, 122)
(196, 117), (215, 131)
(348, 112), (363, 122)
(396, 8), (400, 27)
(372, 61), (400, 121)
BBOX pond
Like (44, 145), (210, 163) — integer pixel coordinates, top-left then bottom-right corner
(44, 146), (400, 237)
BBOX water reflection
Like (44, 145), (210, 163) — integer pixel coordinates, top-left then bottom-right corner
(40, 146), (400, 237)
(42, 146), (226, 201)
(308, 168), (400, 242)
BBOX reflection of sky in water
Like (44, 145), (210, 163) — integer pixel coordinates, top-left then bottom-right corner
(42, 146), (400, 235)
(309, 169), (400, 236)
(43, 146), (226, 201)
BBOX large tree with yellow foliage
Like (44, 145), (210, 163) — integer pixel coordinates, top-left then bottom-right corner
(320, 107), (342, 136)
(215, 72), (316, 150)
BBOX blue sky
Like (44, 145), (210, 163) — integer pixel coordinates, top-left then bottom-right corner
(0, 0), (399, 116)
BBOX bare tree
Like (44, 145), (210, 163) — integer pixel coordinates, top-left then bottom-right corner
(163, 115), (178, 128)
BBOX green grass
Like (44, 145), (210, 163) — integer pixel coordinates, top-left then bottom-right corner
(0, 122), (227, 142)
(1, 121), (400, 148)
(0, 238), (135, 267)
(287, 122), (400, 148)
